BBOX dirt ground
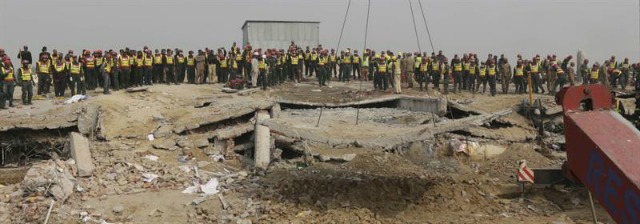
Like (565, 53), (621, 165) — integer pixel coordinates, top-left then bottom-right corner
(0, 79), (617, 223)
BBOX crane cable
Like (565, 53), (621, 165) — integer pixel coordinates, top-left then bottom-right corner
(355, 0), (372, 125)
(418, 0), (435, 53)
(409, 0), (422, 53)
(318, 0), (352, 127)
(335, 0), (352, 53)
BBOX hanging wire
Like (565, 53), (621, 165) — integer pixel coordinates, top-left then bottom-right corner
(335, 0), (352, 53)
(409, 0), (422, 53)
(356, 0), (372, 125)
(418, 0), (435, 52)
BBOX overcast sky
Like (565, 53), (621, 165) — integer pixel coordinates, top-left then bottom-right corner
(1, 0), (638, 63)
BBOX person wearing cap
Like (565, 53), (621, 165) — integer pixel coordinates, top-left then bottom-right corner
(152, 49), (163, 84)
(468, 59), (478, 93)
(316, 50), (328, 86)
(528, 57), (544, 94)
(351, 50), (361, 80)
(164, 49), (176, 85)
(217, 50), (228, 84)
(39, 47), (50, 64)
(207, 49), (217, 84)
(513, 60), (525, 94)
(185, 51), (196, 84)
(601, 60), (611, 87)
(580, 59), (590, 85)
(256, 54), (269, 90)
(94, 50), (105, 88)
(0, 57), (15, 108)
(361, 50), (371, 82)
(132, 51), (143, 87)
(52, 57), (67, 98)
(486, 60), (498, 96)
(428, 56), (441, 91)
(16, 60), (34, 105)
(175, 50), (186, 84)
(142, 50), (153, 85)
(99, 53), (116, 94)
(36, 54), (53, 96)
(195, 50), (207, 84)
(451, 55), (463, 93)
(476, 62), (488, 94)
(372, 56), (387, 91)
(17, 46), (33, 65)
(83, 51), (97, 90)
(116, 50), (132, 90)
(499, 58), (512, 94)
(340, 50), (353, 82)
(250, 52), (260, 88)
(391, 56), (402, 94)
(441, 57), (451, 94)
(620, 58), (631, 89)
(309, 48), (319, 78)
(68, 56), (85, 95)
(329, 49), (337, 79)
(288, 51), (303, 83)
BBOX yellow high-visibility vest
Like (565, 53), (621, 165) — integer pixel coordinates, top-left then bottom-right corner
(378, 63), (387, 73)
(414, 57), (422, 68)
(38, 61), (50, 74)
(431, 62), (439, 71)
(187, 57), (195, 66)
(120, 56), (130, 68)
(609, 61), (617, 69)
(453, 62), (462, 72)
(95, 56), (103, 66)
(177, 55), (185, 64)
(531, 64), (539, 73)
(394, 61), (401, 74)
(343, 56), (351, 64)
(469, 65), (477, 75)
(463, 62), (470, 71)
(329, 55), (336, 62)
(479, 67), (486, 76)
(310, 53), (318, 61)
(154, 55), (163, 65)
(231, 60), (238, 69)
(318, 57), (326, 66)
(235, 55), (242, 61)
(54, 63), (65, 72)
(353, 56), (360, 63)
(70, 63), (82, 74)
(166, 56), (174, 65)
(488, 66), (496, 76)
(420, 63), (427, 72)
(515, 66), (524, 76)
(86, 57), (95, 68)
(291, 56), (299, 65)
(219, 58), (227, 68)
(144, 56), (153, 66)
(590, 70), (599, 79)
(135, 57), (144, 67)
(3, 67), (14, 81)
(258, 60), (266, 69)
(20, 67), (32, 81)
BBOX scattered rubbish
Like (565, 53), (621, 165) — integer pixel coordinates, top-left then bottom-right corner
(125, 86), (148, 93)
(179, 165), (192, 173)
(218, 194), (230, 209)
(148, 208), (163, 217)
(182, 178), (219, 195)
(311, 89), (322, 92)
(177, 155), (191, 163)
(112, 205), (124, 214)
(144, 155), (159, 162)
(142, 173), (158, 182)
(192, 196), (208, 205)
(147, 134), (155, 141)
(64, 95), (88, 104)
(210, 155), (225, 162)
(132, 163), (144, 172)
(222, 87), (239, 93)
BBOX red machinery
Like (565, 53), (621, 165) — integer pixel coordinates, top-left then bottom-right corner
(556, 84), (640, 224)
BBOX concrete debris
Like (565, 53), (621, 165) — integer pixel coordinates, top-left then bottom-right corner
(153, 125), (174, 138)
(142, 173), (158, 182)
(237, 88), (259, 96)
(192, 196), (208, 205)
(218, 194), (230, 210)
(69, 132), (95, 177)
(152, 139), (177, 150)
(143, 155), (159, 162)
(125, 86), (148, 92)
(222, 87), (239, 93)
(77, 105), (100, 135)
(318, 153), (357, 162)
(22, 160), (76, 202)
(254, 110), (271, 168)
(112, 205), (124, 214)
(194, 138), (210, 148)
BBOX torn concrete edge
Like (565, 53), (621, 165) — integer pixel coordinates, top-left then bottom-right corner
(265, 108), (513, 150)
(0, 104), (100, 135)
(173, 101), (273, 134)
(275, 95), (447, 115)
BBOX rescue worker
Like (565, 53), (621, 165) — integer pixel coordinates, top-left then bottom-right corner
(500, 58), (512, 94)
(144, 50), (154, 85)
(417, 57), (428, 91)
(229, 52), (240, 82)
(462, 55), (470, 90)
(218, 51), (228, 83)
(118, 50), (131, 90)
(374, 55), (388, 91)
(529, 57), (545, 94)
(442, 57), (450, 94)
(207, 49), (217, 84)
(16, 60), (34, 105)
(476, 62), (488, 94)
(153, 49), (164, 84)
(52, 57), (67, 98)
(304, 47), (311, 77)
(451, 55), (463, 93)
(329, 49), (338, 78)
(186, 51), (196, 84)
(17, 46), (33, 65)
(317, 50), (328, 86)
(620, 58), (631, 89)
(165, 49), (176, 85)
(0, 58), (15, 108)
(513, 60), (525, 94)
(94, 50), (104, 88)
(36, 55), (52, 96)
(257, 54), (268, 90)
(175, 50), (186, 84)
(414, 52), (422, 89)
(468, 59), (478, 93)
(580, 59), (590, 85)
(101, 53), (115, 94)
(341, 50), (352, 82)
(132, 51), (144, 87)
(589, 64), (600, 84)
(267, 50), (278, 86)
(352, 50), (361, 80)
(289, 51), (302, 82)
(310, 48), (319, 77)
(403, 53), (414, 88)
(68, 56), (85, 95)
(487, 60), (498, 96)
(429, 56), (441, 91)
(552, 64), (566, 93)
(567, 62), (576, 86)
(83, 50), (96, 90)
(195, 50), (207, 84)
(392, 56), (402, 94)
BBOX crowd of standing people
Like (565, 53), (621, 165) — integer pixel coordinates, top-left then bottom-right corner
(1, 43), (639, 114)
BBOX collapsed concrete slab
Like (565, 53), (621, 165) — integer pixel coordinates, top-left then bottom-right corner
(69, 132), (95, 177)
(22, 160), (76, 202)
